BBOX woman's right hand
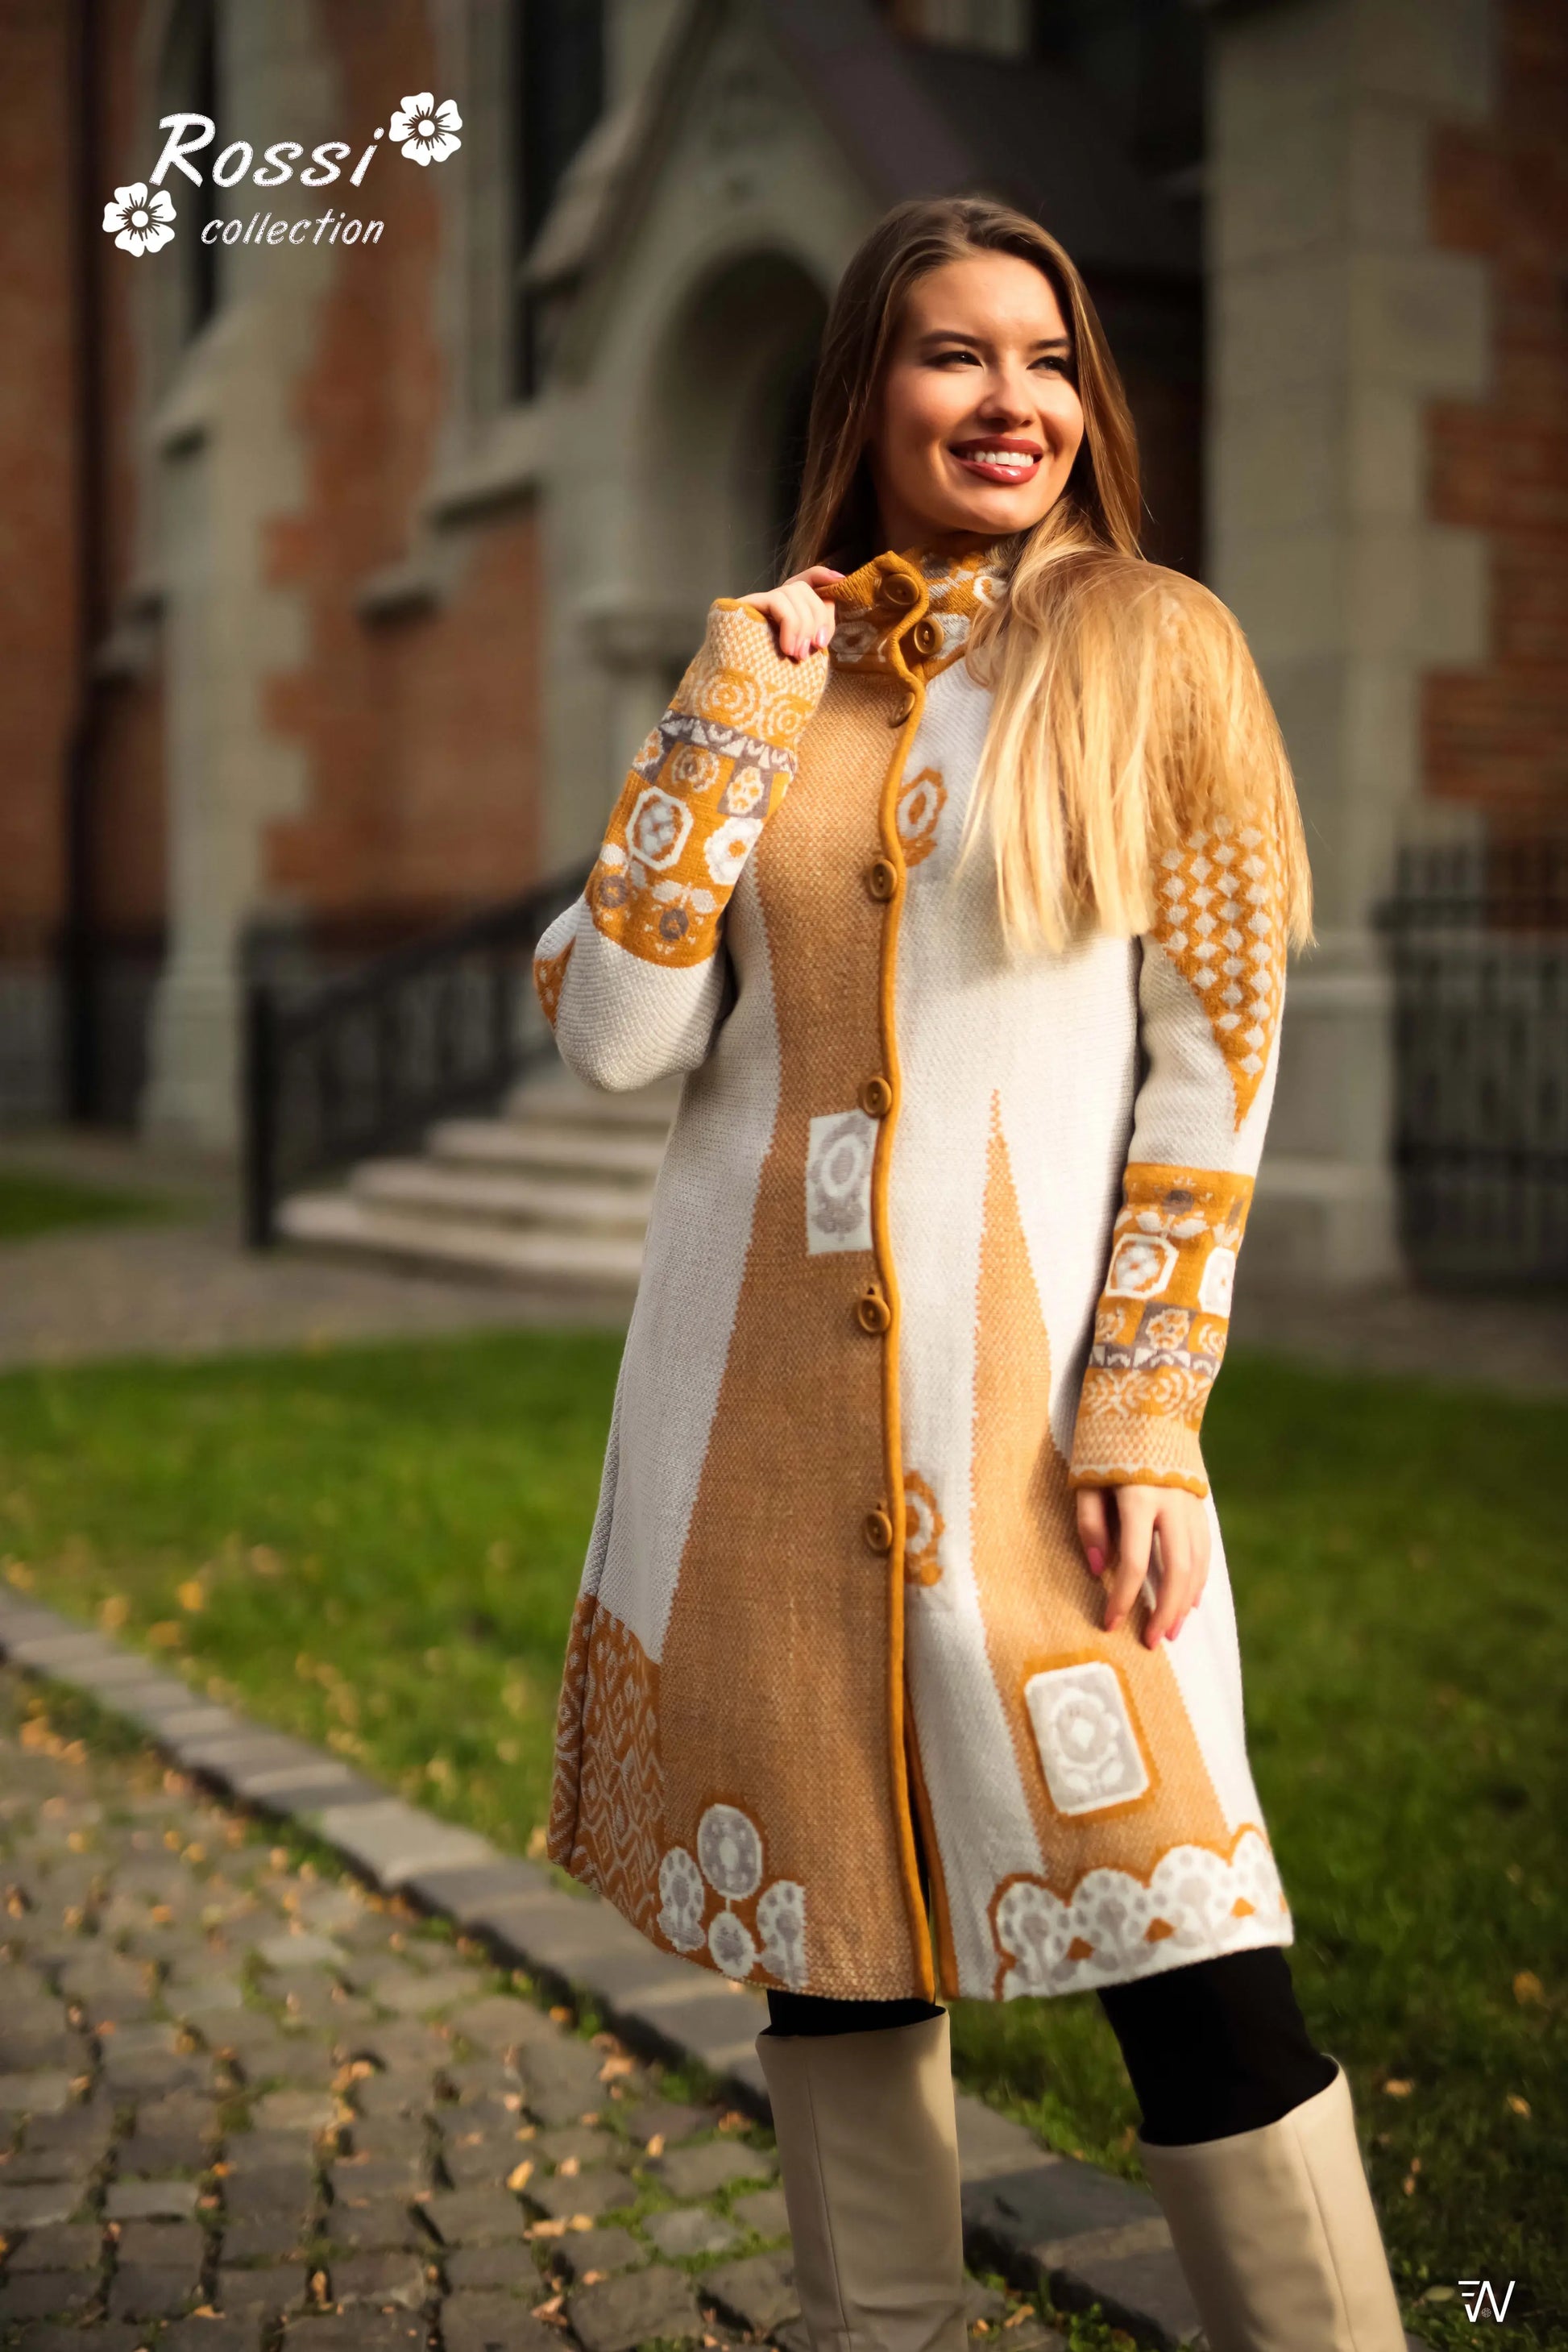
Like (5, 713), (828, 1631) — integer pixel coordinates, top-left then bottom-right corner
(742, 566), (844, 662)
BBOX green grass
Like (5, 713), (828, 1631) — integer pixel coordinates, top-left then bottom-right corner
(0, 1165), (169, 1239)
(0, 1333), (1562, 2343)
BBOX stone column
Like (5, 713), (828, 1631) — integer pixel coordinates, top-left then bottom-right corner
(1205, 0), (1493, 1281)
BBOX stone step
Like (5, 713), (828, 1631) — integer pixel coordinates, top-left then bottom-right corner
(504, 1076), (682, 1134)
(428, 1118), (669, 1184)
(276, 1192), (645, 1291)
(351, 1156), (654, 1236)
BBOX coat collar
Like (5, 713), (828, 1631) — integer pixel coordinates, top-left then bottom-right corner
(826, 540), (1014, 678)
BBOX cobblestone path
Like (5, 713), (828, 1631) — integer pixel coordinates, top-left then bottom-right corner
(0, 1672), (1058, 2352)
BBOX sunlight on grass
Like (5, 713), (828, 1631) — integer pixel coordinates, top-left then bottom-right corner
(0, 1333), (1562, 2342)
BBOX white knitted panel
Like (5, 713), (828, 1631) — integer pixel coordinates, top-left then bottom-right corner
(1156, 1491), (1269, 1836)
(550, 905), (730, 1092)
(593, 860), (782, 1663)
(1128, 938), (1283, 1177)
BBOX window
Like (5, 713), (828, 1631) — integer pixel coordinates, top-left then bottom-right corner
(510, 0), (605, 397)
(160, 0), (221, 340)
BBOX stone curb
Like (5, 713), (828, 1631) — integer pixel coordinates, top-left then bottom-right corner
(0, 1594), (1425, 2350)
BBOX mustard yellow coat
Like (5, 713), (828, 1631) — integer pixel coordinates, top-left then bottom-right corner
(533, 543), (1292, 2003)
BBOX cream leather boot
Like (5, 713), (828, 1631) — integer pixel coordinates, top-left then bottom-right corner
(756, 2011), (968, 2352)
(1139, 2061), (1407, 2351)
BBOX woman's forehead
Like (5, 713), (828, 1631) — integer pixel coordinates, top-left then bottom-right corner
(899, 252), (1069, 342)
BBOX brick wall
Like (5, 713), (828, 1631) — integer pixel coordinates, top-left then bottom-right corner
(1425, 0), (1568, 826)
(0, 0), (77, 965)
(261, 0), (543, 925)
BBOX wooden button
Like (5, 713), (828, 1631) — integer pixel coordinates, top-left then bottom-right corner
(856, 1286), (892, 1334)
(859, 1075), (894, 1118)
(865, 857), (898, 902)
(908, 615), (944, 660)
(881, 570), (920, 611)
(863, 1508), (894, 1553)
(887, 691), (918, 727)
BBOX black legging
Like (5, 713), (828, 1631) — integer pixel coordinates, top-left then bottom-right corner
(765, 1946), (1337, 2147)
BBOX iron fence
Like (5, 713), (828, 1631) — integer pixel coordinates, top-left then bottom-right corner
(1382, 839), (1568, 1283)
(243, 864), (589, 1247)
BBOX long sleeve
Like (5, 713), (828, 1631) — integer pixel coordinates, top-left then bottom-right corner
(533, 599), (829, 1092)
(1068, 819), (1289, 1499)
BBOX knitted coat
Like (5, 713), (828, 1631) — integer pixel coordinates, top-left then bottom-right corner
(533, 541), (1293, 2004)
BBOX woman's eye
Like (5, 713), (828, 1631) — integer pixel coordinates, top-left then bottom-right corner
(931, 346), (979, 366)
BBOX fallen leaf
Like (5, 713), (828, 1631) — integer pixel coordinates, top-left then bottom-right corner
(507, 2159), (534, 2191)
(529, 2218), (567, 2239)
(582, 2271), (606, 2285)
(1513, 1970), (1545, 2006)
(1421, 2286), (1457, 2304)
(558, 2157), (580, 2177)
(599, 2054), (635, 2080)
(176, 1578), (205, 1612)
(549, 2006), (572, 2025)
(718, 2110), (748, 2134)
(1508, 2094), (1531, 2116)
(1381, 2079), (1412, 2097)
(528, 1827), (550, 1859)
(99, 1594), (130, 1631)
(533, 2296), (564, 2319)
(645, 2134), (666, 2158)
(570, 2213), (594, 2231)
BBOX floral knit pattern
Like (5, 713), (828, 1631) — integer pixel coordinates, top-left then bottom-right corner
(558, 604), (826, 980)
(1068, 1164), (1254, 1498)
(1151, 821), (1286, 1130)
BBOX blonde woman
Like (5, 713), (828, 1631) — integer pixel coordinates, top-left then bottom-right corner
(533, 197), (1406, 2352)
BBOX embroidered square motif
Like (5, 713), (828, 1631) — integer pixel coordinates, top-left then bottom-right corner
(804, 1110), (876, 1255)
(1023, 1661), (1151, 1817)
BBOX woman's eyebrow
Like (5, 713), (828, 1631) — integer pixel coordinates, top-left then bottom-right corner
(912, 327), (1072, 351)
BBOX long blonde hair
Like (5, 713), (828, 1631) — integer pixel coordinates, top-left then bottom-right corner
(788, 197), (1313, 954)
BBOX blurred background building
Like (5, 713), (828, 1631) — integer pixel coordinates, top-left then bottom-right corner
(2, 0), (1562, 1285)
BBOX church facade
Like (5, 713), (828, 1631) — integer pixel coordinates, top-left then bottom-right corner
(3, 0), (1557, 1282)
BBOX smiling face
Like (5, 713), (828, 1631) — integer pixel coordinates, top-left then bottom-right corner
(865, 251), (1087, 556)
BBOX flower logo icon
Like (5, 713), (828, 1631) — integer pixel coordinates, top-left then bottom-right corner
(388, 93), (463, 165)
(103, 183), (175, 256)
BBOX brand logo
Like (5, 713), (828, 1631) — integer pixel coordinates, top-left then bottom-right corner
(103, 91), (462, 257)
(1459, 2280), (1516, 2322)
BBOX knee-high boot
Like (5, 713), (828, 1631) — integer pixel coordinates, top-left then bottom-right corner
(1139, 2060), (1407, 2351)
(755, 2011), (968, 2352)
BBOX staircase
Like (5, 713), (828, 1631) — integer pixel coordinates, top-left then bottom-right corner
(276, 1068), (677, 1297)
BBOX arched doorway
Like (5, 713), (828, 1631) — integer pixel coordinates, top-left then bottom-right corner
(641, 250), (828, 628)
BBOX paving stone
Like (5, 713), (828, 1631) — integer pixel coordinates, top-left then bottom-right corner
(4, 2221), (102, 2270)
(733, 2184), (790, 2239)
(326, 2247), (430, 2308)
(351, 2068), (432, 2122)
(533, 2124), (627, 2170)
(0, 2029), (81, 2072)
(312, 1798), (496, 1891)
(0, 2181), (81, 2228)
(440, 2292), (562, 2352)
(551, 2222), (645, 2280)
(251, 2090), (338, 2135)
(114, 2219), (206, 2271)
(219, 2209), (311, 2264)
(568, 2262), (703, 2352)
(321, 2197), (421, 2253)
(367, 1965), (487, 2017)
(445, 1992), (557, 2055)
(0, 2326), (144, 2352)
(0, 2069), (73, 2115)
(333, 2154), (427, 2203)
(441, 2129), (527, 2188)
(258, 1931), (349, 1972)
(161, 2319), (265, 2352)
(420, 2187), (526, 2246)
(12, 2104), (113, 2167)
(513, 2039), (608, 2126)
(278, 2313), (427, 2346)
(525, 2167), (636, 2223)
(641, 2205), (740, 2261)
(106, 2175), (201, 2221)
(645, 2139), (777, 2200)
(703, 2249), (800, 2334)
(441, 2240), (538, 2292)
(215, 2262), (303, 2314)
(106, 2259), (198, 2318)
(0, 2270), (99, 2321)
(620, 2100), (716, 2149)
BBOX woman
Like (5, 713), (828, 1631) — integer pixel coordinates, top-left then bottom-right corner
(533, 198), (1406, 2352)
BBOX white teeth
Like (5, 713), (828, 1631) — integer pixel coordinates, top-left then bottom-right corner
(962, 450), (1037, 469)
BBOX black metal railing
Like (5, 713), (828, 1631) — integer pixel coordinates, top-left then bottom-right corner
(1382, 837), (1568, 1283)
(243, 864), (589, 1248)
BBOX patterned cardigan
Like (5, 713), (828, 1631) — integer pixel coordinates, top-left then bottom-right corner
(532, 541), (1293, 2005)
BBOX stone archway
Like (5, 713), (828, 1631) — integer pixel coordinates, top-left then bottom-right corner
(641, 248), (829, 633)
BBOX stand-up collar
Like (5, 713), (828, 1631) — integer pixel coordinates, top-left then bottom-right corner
(826, 541), (1014, 677)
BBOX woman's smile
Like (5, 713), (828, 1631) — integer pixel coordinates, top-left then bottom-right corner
(947, 435), (1046, 486)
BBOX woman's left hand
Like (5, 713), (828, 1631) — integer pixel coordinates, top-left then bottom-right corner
(1076, 1484), (1210, 1648)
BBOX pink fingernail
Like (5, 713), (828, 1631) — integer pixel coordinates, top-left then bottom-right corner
(1086, 1547), (1105, 1576)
